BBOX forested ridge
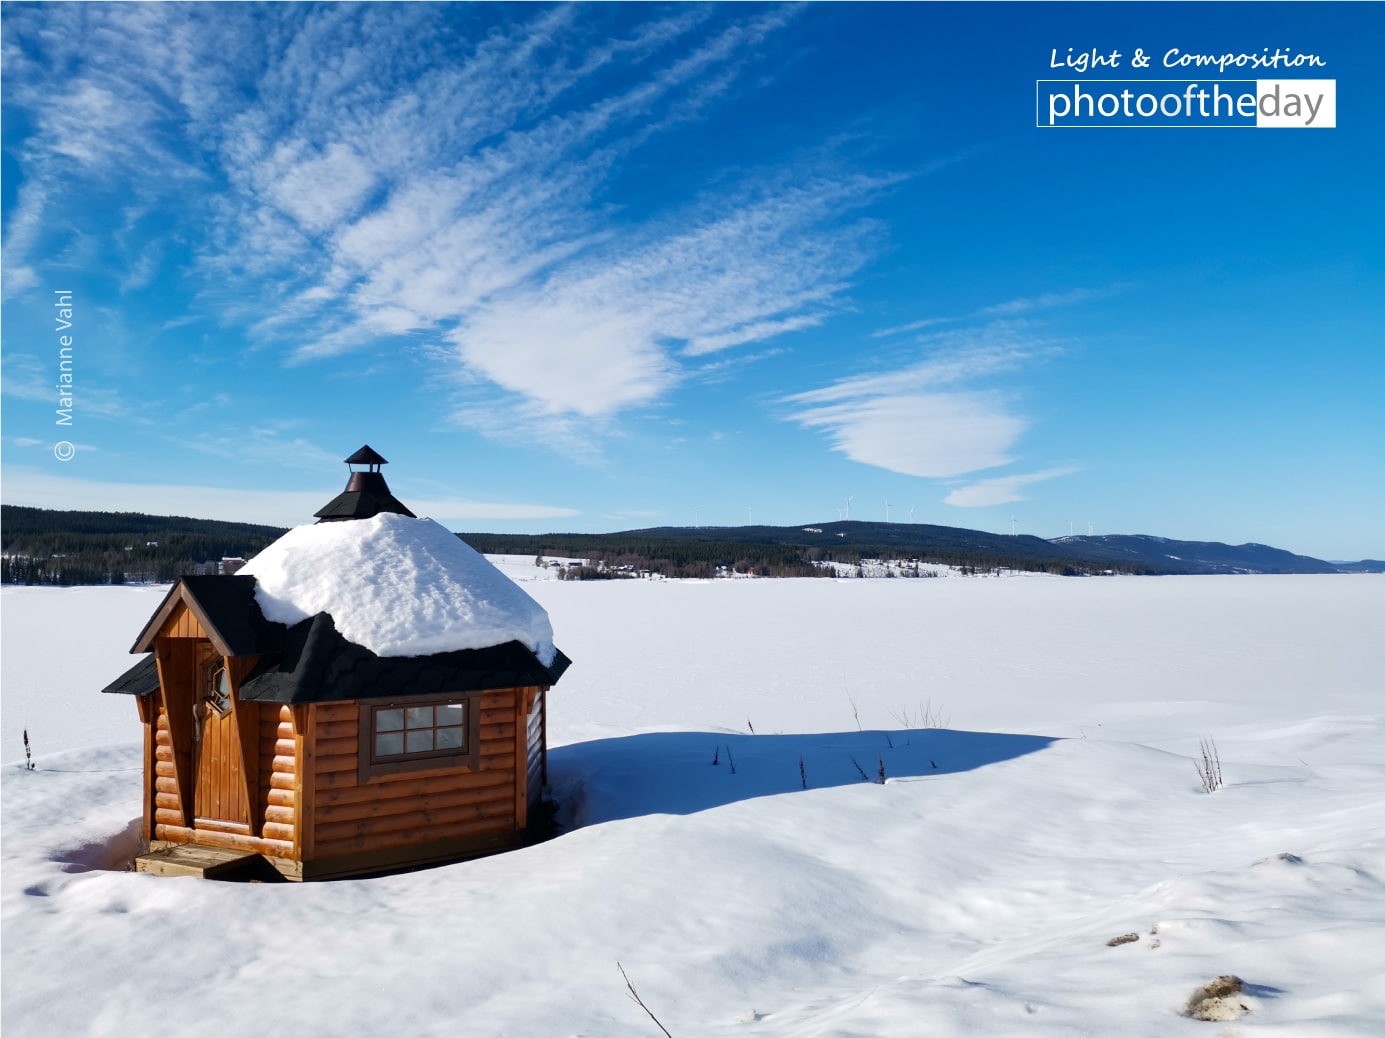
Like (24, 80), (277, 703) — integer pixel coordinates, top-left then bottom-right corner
(3, 505), (1350, 584)
(1, 506), (286, 585)
(457, 522), (1141, 578)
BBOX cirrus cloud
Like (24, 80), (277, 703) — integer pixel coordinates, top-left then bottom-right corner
(943, 467), (1078, 508)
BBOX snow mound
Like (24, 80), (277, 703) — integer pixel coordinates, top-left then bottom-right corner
(238, 513), (556, 664)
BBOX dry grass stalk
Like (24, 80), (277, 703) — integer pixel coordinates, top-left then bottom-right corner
(618, 962), (673, 1038)
(1195, 737), (1223, 793)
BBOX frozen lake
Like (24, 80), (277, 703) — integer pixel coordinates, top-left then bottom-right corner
(3, 573), (1382, 1035)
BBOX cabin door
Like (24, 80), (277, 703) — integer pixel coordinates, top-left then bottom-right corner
(192, 644), (250, 832)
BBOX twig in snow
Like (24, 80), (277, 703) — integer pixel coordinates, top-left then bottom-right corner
(877, 753), (887, 784)
(23, 729), (35, 771)
(889, 699), (949, 730)
(848, 755), (870, 782)
(617, 962), (673, 1038)
(711, 745), (719, 766)
(725, 745), (736, 775)
(747, 718), (755, 735)
(799, 753), (807, 790)
(1194, 737), (1222, 793)
(848, 693), (861, 731)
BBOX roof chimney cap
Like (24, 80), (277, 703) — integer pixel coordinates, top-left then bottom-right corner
(345, 445), (388, 469)
(313, 445), (416, 522)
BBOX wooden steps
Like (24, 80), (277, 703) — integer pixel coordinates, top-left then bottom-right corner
(135, 845), (266, 880)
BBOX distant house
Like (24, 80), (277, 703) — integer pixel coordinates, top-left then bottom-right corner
(103, 446), (570, 880)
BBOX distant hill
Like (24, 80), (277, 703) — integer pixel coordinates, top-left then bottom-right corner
(1, 504), (1370, 584)
(457, 520), (1097, 578)
(1331, 559), (1385, 574)
(458, 520), (1354, 577)
(1049, 533), (1341, 575)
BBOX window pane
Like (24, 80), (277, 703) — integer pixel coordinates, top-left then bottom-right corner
(406, 730), (433, 753)
(436, 726), (463, 750)
(375, 731), (404, 756)
(406, 706), (433, 729)
(436, 703), (464, 726)
(376, 708), (404, 732)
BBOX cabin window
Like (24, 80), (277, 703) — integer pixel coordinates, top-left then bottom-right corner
(206, 666), (232, 719)
(358, 694), (479, 782)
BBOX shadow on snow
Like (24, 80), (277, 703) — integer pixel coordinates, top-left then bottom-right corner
(549, 728), (1058, 826)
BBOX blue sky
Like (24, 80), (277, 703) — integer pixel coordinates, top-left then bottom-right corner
(3, 2), (1382, 560)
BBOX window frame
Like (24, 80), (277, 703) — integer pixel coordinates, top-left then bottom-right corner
(357, 692), (481, 784)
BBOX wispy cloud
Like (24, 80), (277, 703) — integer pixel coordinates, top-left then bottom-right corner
(804, 286), (1120, 485)
(977, 284), (1131, 316)
(943, 467), (1077, 508)
(872, 283), (1132, 339)
(0, 355), (48, 403)
(1, 183), (46, 300)
(180, 427), (344, 472)
(4, 4), (893, 457)
(445, 173), (887, 422)
(691, 347), (789, 384)
(2, 467), (580, 527)
(0, 352), (127, 417)
(871, 315), (958, 339)
(783, 324), (1061, 479)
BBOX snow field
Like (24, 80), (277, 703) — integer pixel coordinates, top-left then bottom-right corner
(2, 574), (1383, 1035)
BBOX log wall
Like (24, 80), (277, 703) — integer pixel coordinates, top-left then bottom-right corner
(306, 690), (522, 862)
(525, 689), (546, 814)
(143, 645), (544, 878)
(152, 703), (297, 860)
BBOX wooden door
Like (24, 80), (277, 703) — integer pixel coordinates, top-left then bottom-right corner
(193, 645), (249, 832)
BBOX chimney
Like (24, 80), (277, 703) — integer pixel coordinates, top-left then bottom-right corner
(313, 445), (418, 522)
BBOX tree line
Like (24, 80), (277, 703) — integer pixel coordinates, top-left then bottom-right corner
(1, 506), (284, 585)
(1, 506), (1155, 586)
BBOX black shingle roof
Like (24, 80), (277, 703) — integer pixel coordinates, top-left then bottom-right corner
(109, 575), (570, 704)
(102, 653), (160, 696)
(130, 575), (282, 656)
(313, 488), (417, 521)
(238, 613), (571, 703)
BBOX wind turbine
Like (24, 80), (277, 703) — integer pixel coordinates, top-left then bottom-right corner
(884, 499), (892, 523)
(845, 496), (853, 521)
(908, 506), (916, 523)
(748, 506), (753, 525)
(1010, 515), (1017, 537)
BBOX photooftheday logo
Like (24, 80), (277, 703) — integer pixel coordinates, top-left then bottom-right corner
(1036, 79), (1336, 128)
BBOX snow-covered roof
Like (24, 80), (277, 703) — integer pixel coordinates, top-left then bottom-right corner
(239, 513), (556, 665)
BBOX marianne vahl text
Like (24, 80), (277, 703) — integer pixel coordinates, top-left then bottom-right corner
(54, 289), (76, 461)
(55, 289), (73, 424)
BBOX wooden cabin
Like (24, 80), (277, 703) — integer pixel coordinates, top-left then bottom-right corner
(102, 447), (570, 880)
